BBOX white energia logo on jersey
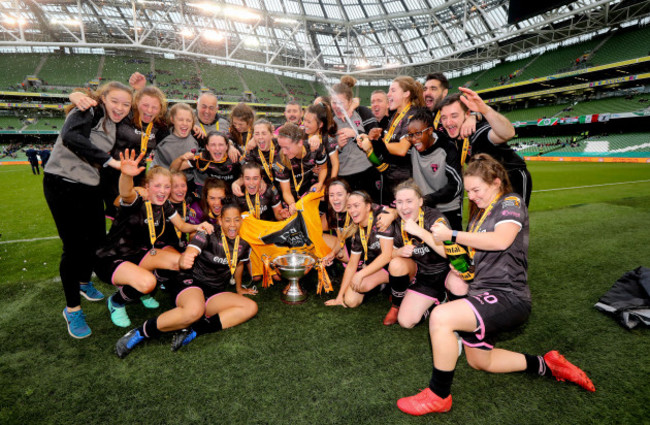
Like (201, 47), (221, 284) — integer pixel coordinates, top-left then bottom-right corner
(211, 256), (231, 265)
(413, 245), (431, 255)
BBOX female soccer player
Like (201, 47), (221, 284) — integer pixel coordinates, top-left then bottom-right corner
(332, 191), (393, 309)
(321, 179), (352, 270)
(303, 102), (339, 179)
(330, 82), (380, 198)
(275, 123), (328, 216)
(236, 162), (286, 221)
(188, 177), (228, 226)
(155, 171), (191, 252)
(151, 103), (199, 170)
(171, 131), (241, 195)
(387, 179), (451, 327)
(243, 119), (279, 185)
(95, 150), (213, 328)
(70, 85), (170, 218)
(114, 200), (258, 357)
(229, 102), (255, 150)
(359, 76), (425, 206)
(44, 81), (132, 338)
(396, 154), (594, 416)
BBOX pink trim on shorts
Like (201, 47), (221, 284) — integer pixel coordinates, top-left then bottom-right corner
(111, 261), (128, 286)
(138, 251), (151, 266)
(460, 339), (494, 350)
(175, 286), (202, 306)
(463, 297), (486, 341)
(205, 292), (228, 309)
(406, 288), (441, 305)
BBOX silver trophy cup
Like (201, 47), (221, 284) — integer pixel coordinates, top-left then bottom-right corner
(272, 252), (316, 304)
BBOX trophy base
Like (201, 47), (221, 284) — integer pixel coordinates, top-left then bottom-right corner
(281, 281), (308, 305)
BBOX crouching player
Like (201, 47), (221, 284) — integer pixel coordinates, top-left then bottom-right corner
(115, 200), (258, 358)
(396, 154), (594, 416)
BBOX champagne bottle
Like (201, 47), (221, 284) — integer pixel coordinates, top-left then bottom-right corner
(443, 241), (474, 281)
(366, 149), (388, 172)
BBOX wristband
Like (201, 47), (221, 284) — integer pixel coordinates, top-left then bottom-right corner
(451, 230), (458, 243)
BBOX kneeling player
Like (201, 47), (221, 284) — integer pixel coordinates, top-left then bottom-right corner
(396, 154), (594, 416)
(115, 200), (258, 358)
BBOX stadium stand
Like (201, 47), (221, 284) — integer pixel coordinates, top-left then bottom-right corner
(0, 116), (26, 130)
(237, 68), (284, 103)
(38, 54), (101, 87)
(277, 75), (317, 105)
(153, 57), (201, 99)
(591, 25), (650, 66)
(519, 39), (601, 80)
(101, 56), (152, 86)
(0, 54), (42, 89)
(201, 63), (246, 99)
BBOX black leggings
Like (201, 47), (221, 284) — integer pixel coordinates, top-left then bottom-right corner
(43, 173), (107, 308)
(508, 168), (533, 207)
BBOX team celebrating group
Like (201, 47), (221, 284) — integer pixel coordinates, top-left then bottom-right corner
(43, 70), (594, 416)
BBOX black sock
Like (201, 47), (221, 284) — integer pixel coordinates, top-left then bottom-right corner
(192, 314), (223, 336)
(141, 317), (162, 339)
(111, 286), (143, 305)
(429, 367), (455, 399)
(524, 353), (551, 376)
(389, 274), (410, 307)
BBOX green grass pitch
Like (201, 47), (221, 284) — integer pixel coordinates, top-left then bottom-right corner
(1, 162), (649, 424)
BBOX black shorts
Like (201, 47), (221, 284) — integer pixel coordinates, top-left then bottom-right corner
(457, 289), (531, 350)
(166, 274), (228, 305)
(94, 250), (149, 285)
(408, 272), (447, 304)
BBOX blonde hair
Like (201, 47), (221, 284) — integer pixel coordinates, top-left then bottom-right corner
(145, 165), (172, 185)
(133, 86), (168, 129)
(169, 103), (195, 128)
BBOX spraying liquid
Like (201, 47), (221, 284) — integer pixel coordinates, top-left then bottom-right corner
(315, 71), (359, 139)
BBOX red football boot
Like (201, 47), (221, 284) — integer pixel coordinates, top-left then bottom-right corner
(383, 305), (399, 326)
(397, 388), (452, 416)
(544, 350), (596, 392)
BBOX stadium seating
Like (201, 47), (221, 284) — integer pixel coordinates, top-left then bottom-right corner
(519, 39), (601, 80)
(0, 116), (26, 130)
(153, 57), (201, 98)
(238, 68), (283, 103)
(502, 104), (565, 122)
(276, 75), (317, 105)
(38, 54), (101, 87)
(102, 56), (151, 85)
(201, 63), (245, 98)
(0, 54), (43, 89)
(591, 25), (650, 66)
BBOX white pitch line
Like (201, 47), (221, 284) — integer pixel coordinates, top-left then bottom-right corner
(0, 236), (59, 245)
(534, 179), (650, 192)
(1, 181), (649, 244)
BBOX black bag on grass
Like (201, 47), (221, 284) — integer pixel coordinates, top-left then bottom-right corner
(594, 266), (650, 329)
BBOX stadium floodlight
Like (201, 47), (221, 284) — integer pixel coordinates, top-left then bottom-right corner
(4, 17), (26, 26)
(274, 18), (299, 25)
(189, 3), (221, 14)
(203, 30), (224, 42)
(224, 7), (260, 21)
(357, 60), (369, 69)
(244, 37), (260, 47)
(180, 28), (194, 38)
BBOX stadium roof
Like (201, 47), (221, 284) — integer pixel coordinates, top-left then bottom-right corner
(1, 0), (650, 81)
